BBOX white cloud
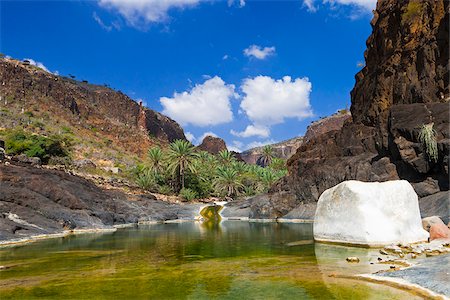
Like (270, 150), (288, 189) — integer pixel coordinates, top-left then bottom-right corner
(24, 58), (50, 73)
(185, 132), (195, 143)
(98, 0), (202, 27)
(227, 140), (243, 153)
(230, 125), (270, 138)
(160, 76), (236, 127)
(240, 75), (313, 127)
(227, 0), (245, 7)
(199, 131), (218, 143)
(243, 45), (276, 60)
(93, 12), (113, 31)
(304, 0), (376, 12)
(222, 54), (229, 60)
(325, 0), (376, 10)
(246, 139), (276, 150)
(303, 0), (317, 12)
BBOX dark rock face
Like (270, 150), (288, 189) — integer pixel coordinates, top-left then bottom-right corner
(388, 103), (449, 190)
(140, 109), (186, 143)
(240, 137), (304, 165)
(197, 136), (227, 154)
(351, 0), (449, 126)
(419, 191), (450, 224)
(0, 58), (185, 155)
(281, 123), (399, 203)
(0, 164), (201, 241)
(220, 192), (315, 221)
(303, 111), (351, 143)
(249, 0), (449, 218)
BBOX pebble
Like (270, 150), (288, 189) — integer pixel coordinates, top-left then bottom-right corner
(346, 257), (360, 263)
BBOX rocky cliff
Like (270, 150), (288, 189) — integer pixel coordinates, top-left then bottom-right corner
(248, 0), (449, 219)
(240, 137), (304, 165)
(197, 135), (228, 154)
(351, 0), (449, 127)
(0, 58), (185, 157)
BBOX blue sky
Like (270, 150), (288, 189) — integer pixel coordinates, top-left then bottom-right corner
(1, 0), (376, 151)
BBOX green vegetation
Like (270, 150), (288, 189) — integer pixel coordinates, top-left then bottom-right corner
(2, 129), (72, 163)
(134, 141), (287, 201)
(260, 145), (274, 167)
(179, 188), (198, 201)
(401, 1), (422, 25)
(166, 140), (198, 190)
(418, 123), (438, 162)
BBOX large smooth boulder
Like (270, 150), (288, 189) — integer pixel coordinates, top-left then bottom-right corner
(313, 180), (429, 247)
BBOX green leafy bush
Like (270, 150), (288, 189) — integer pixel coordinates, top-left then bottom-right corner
(136, 170), (158, 191)
(158, 185), (173, 195)
(418, 123), (438, 162)
(179, 188), (197, 201)
(4, 129), (72, 163)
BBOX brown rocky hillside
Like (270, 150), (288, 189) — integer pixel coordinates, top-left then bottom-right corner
(0, 57), (185, 165)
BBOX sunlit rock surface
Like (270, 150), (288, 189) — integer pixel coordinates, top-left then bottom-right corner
(314, 180), (429, 247)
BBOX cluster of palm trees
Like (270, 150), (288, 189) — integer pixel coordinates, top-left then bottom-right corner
(135, 140), (287, 201)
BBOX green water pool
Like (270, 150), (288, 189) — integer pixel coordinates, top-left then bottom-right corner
(0, 222), (422, 299)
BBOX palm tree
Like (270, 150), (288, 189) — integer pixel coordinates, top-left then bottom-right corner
(269, 157), (286, 172)
(258, 168), (277, 191)
(147, 146), (164, 173)
(213, 166), (243, 197)
(166, 140), (198, 190)
(232, 161), (248, 175)
(259, 145), (274, 167)
(218, 149), (235, 165)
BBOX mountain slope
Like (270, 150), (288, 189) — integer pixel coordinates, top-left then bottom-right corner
(0, 57), (185, 165)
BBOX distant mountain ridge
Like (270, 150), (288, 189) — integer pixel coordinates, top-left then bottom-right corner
(240, 137), (304, 165)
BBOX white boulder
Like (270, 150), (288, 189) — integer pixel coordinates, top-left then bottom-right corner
(313, 180), (429, 247)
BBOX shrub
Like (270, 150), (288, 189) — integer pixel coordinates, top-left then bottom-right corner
(136, 170), (158, 191)
(179, 188), (197, 201)
(5, 129), (72, 163)
(158, 185), (173, 195)
(418, 123), (438, 162)
(402, 1), (422, 25)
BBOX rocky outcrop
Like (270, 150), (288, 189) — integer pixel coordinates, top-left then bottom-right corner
(240, 137), (304, 165)
(351, 0), (449, 127)
(197, 135), (227, 154)
(419, 191), (450, 224)
(303, 111), (351, 143)
(313, 180), (429, 246)
(0, 58), (185, 156)
(0, 163), (202, 241)
(261, 0), (449, 214)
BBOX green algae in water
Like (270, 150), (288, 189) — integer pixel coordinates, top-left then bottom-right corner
(0, 222), (421, 299)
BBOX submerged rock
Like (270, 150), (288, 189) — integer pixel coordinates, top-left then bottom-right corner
(313, 180), (429, 247)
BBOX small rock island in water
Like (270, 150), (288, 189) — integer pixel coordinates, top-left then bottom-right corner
(0, 0), (448, 299)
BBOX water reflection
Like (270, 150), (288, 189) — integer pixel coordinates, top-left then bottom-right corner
(0, 221), (416, 299)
